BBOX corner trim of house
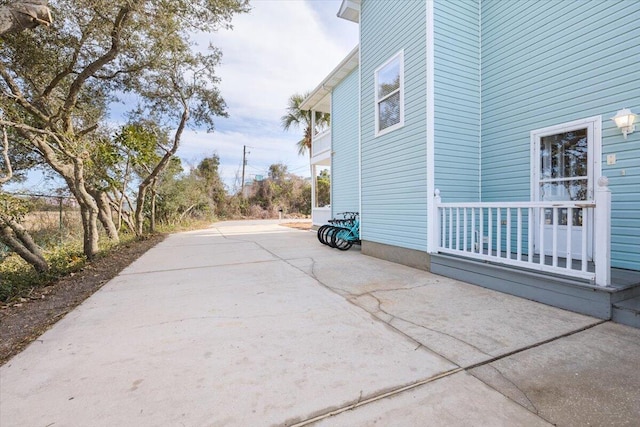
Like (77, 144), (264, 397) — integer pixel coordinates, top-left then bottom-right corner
(425, 0), (436, 253)
(361, 240), (431, 271)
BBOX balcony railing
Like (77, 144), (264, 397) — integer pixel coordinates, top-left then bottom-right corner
(430, 177), (611, 286)
(312, 129), (331, 157)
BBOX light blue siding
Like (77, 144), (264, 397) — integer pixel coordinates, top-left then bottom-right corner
(331, 68), (360, 215)
(481, 0), (640, 270)
(434, 0), (481, 202)
(360, 0), (428, 251)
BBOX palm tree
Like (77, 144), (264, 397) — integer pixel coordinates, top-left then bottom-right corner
(281, 92), (330, 156)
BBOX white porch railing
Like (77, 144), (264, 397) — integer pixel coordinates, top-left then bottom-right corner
(312, 129), (331, 157)
(431, 177), (611, 286)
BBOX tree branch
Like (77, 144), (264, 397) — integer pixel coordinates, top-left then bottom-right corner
(0, 63), (51, 123)
(41, 31), (88, 99)
(0, 119), (61, 142)
(0, 126), (13, 184)
(61, 3), (137, 132)
(93, 63), (148, 80)
(1, 122), (73, 176)
(78, 123), (99, 137)
(0, 212), (49, 273)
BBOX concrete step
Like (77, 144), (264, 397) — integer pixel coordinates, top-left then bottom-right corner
(612, 296), (640, 329)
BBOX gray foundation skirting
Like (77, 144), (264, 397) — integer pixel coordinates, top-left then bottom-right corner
(361, 240), (431, 271)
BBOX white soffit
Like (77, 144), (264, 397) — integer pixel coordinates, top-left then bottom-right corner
(338, 0), (361, 23)
(300, 45), (359, 114)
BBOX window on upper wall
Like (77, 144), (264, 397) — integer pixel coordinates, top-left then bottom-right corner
(375, 50), (404, 136)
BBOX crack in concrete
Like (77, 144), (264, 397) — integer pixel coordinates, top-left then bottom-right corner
(463, 319), (608, 372)
(362, 291), (492, 359)
(361, 293), (460, 367)
(209, 227), (608, 426)
(119, 259), (280, 276)
(290, 320), (608, 427)
(473, 364), (540, 415)
(132, 310), (315, 329)
(223, 234), (448, 367)
(287, 368), (464, 427)
(364, 292), (384, 315)
(390, 316), (493, 358)
(468, 365), (561, 427)
(365, 283), (432, 296)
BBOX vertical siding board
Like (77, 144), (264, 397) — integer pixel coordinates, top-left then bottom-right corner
(481, 0), (640, 270)
(331, 68), (360, 215)
(360, 0), (428, 251)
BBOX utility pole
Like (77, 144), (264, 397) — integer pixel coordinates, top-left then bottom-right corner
(241, 145), (249, 197)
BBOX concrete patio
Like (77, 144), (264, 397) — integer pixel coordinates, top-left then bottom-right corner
(1, 220), (638, 426)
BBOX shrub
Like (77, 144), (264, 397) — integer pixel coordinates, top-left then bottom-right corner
(0, 245), (86, 303)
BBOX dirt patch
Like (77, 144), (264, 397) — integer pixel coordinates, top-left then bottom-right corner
(0, 233), (166, 366)
(280, 222), (313, 231)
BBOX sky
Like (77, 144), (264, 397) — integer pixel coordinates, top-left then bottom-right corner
(7, 0), (359, 194)
(176, 0), (359, 189)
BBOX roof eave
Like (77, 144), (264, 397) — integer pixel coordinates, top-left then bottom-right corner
(300, 45), (359, 113)
(337, 0), (361, 23)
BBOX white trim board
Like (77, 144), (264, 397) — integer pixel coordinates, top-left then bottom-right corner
(426, 0), (436, 253)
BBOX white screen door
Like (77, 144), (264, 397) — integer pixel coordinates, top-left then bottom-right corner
(531, 117), (600, 260)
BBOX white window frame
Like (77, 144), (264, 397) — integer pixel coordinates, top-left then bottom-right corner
(374, 50), (404, 137)
(530, 116), (602, 203)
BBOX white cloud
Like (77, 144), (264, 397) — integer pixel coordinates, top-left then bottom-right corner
(207, 0), (357, 122)
(181, 0), (358, 189)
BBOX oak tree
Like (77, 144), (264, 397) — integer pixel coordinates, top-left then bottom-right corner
(0, 0), (248, 258)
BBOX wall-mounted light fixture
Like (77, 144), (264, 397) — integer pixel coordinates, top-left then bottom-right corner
(611, 108), (636, 139)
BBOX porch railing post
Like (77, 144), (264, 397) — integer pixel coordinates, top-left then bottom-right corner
(594, 176), (611, 287)
(430, 189), (441, 253)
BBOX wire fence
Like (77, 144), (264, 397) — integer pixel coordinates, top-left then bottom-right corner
(1, 192), (81, 257)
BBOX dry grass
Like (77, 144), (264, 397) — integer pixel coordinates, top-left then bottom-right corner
(21, 210), (81, 232)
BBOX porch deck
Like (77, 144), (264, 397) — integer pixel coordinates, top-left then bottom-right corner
(467, 250), (640, 288)
(430, 252), (640, 326)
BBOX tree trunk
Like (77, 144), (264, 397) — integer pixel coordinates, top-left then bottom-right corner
(118, 209), (136, 236)
(0, 214), (49, 273)
(1, 127), (13, 184)
(59, 166), (101, 259)
(178, 204), (197, 223)
(78, 203), (99, 259)
(134, 184), (147, 236)
(91, 189), (119, 242)
(65, 186), (100, 260)
(47, 156), (102, 259)
(134, 106), (189, 236)
(114, 192), (122, 231)
(115, 157), (132, 231)
(150, 182), (156, 233)
(121, 194), (137, 234)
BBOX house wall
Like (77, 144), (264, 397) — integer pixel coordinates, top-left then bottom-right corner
(480, 0), (640, 270)
(359, 0), (428, 252)
(434, 0), (481, 203)
(331, 68), (360, 216)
